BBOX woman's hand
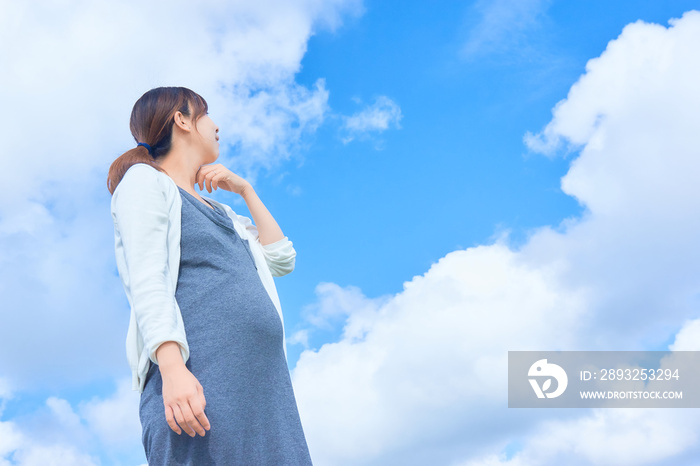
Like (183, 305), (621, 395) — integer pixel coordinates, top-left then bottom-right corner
(160, 363), (211, 437)
(196, 163), (252, 196)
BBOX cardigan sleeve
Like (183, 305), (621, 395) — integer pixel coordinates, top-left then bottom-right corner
(112, 164), (190, 366)
(236, 213), (296, 277)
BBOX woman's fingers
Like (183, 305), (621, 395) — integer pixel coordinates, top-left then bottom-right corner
(189, 396), (211, 434)
(196, 167), (211, 191)
(179, 400), (208, 437)
(195, 163), (253, 195)
(165, 404), (182, 435)
(196, 168), (217, 193)
(164, 396), (209, 437)
(195, 383), (211, 431)
(171, 403), (196, 437)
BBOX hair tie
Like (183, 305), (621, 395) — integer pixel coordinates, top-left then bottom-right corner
(137, 142), (154, 156)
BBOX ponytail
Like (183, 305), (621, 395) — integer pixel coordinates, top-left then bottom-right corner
(106, 145), (167, 195)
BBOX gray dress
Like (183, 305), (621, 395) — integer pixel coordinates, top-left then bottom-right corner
(139, 187), (313, 465)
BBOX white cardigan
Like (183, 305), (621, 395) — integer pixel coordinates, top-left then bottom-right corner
(110, 163), (296, 393)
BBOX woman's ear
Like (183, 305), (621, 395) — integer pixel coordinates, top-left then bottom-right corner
(173, 111), (193, 133)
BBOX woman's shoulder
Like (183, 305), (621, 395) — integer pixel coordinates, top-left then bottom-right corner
(122, 162), (165, 181)
(116, 163), (175, 195)
(111, 163), (179, 216)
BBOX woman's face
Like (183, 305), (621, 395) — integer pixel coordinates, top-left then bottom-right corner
(196, 112), (220, 164)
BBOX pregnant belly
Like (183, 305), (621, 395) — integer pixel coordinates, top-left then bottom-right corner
(175, 269), (283, 358)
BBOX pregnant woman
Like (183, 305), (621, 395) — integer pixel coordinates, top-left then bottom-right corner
(107, 86), (313, 465)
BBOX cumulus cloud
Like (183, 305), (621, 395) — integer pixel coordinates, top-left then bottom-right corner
(461, 408), (700, 466)
(0, 396), (98, 466)
(0, 377), (154, 465)
(291, 10), (700, 466)
(289, 283), (393, 351)
(340, 96), (402, 144)
(6, 444), (97, 466)
(297, 282), (393, 335)
(79, 377), (143, 450)
(294, 244), (587, 465)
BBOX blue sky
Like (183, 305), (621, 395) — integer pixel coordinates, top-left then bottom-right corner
(1, 1), (700, 465)
(261, 0), (699, 358)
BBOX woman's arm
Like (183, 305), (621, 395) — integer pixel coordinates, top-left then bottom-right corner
(112, 164), (189, 366)
(236, 188), (296, 276)
(240, 185), (284, 246)
(156, 341), (188, 369)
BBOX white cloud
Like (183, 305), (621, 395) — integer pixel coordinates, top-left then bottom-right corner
(288, 328), (311, 348)
(10, 444), (98, 466)
(0, 399), (98, 466)
(79, 377), (143, 450)
(0, 421), (24, 464)
(294, 244), (587, 465)
(462, 408), (700, 466)
(670, 319), (700, 351)
(300, 282), (392, 334)
(290, 283), (392, 350)
(0, 377), (149, 465)
(341, 96), (402, 144)
(461, 0), (551, 59)
(291, 9), (700, 466)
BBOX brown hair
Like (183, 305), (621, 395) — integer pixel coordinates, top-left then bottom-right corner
(106, 86), (209, 195)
